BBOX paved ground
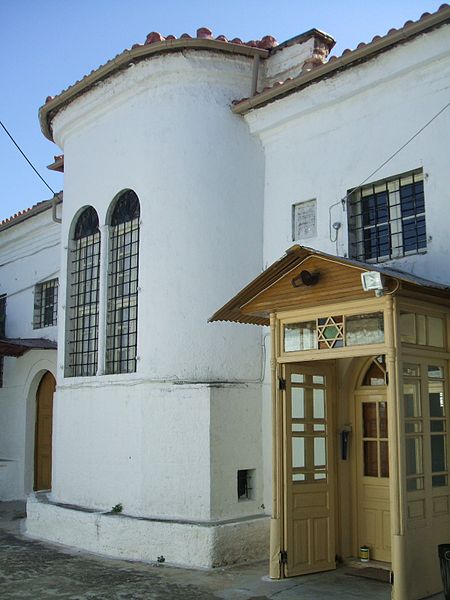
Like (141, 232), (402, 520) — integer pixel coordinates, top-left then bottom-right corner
(0, 501), (443, 599)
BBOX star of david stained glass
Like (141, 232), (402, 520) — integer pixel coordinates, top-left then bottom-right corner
(317, 316), (344, 349)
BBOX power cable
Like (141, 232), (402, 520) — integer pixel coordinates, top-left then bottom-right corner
(328, 98), (450, 247)
(0, 119), (56, 195)
(343, 98), (450, 205)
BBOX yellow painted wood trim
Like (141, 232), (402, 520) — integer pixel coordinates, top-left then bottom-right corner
(276, 296), (387, 322)
(278, 343), (388, 363)
(269, 313), (284, 578)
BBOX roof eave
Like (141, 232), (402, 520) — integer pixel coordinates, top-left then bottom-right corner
(39, 39), (269, 142)
(0, 195), (62, 233)
(209, 245), (450, 325)
(233, 7), (450, 115)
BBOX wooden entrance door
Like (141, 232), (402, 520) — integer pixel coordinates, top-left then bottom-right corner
(355, 389), (391, 562)
(34, 371), (55, 491)
(283, 363), (336, 576)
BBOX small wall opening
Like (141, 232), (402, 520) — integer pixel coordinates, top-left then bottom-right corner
(237, 469), (255, 501)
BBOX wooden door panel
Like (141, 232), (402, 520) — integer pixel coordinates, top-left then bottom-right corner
(284, 364), (336, 577)
(34, 372), (55, 491)
(356, 389), (391, 562)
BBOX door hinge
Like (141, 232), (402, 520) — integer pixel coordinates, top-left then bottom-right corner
(280, 550), (288, 565)
(278, 377), (286, 391)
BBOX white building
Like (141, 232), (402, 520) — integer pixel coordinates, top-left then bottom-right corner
(2, 5), (450, 600)
(0, 198), (61, 499)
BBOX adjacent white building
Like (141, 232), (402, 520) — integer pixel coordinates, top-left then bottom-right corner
(0, 199), (60, 499)
(1, 6), (450, 600)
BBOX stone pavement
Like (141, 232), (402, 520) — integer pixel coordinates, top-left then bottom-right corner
(0, 501), (443, 599)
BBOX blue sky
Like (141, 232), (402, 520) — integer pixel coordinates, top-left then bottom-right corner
(0, 0), (444, 221)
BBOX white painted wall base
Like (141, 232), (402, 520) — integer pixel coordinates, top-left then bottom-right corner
(26, 493), (270, 569)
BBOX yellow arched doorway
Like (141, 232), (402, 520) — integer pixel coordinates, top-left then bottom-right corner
(34, 371), (55, 491)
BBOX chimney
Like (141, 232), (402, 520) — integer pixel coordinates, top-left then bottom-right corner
(262, 29), (335, 89)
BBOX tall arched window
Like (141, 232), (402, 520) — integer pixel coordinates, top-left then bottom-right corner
(67, 206), (100, 376)
(106, 190), (140, 374)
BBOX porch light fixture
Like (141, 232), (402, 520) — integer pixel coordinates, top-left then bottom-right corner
(292, 270), (320, 288)
(361, 271), (385, 296)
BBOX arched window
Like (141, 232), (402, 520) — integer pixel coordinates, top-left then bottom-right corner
(106, 190), (140, 374)
(67, 206), (100, 376)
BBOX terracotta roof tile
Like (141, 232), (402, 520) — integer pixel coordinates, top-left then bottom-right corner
(0, 195), (62, 230)
(43, 27), (278, 107)
(47, 154), (64, 173)
(233, 3), (450, 111)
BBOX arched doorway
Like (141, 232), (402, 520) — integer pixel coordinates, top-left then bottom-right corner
(34, 371), (55, 491)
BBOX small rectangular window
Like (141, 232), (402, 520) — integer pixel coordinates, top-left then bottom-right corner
(237, 469), (255, 501)
(348, 169), (425, 262)
(292, 199), (317, 241)
(34, 279), (58, 329)
(399, 312), (445, 348)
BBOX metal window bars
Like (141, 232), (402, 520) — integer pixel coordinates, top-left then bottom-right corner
(67, 207), (100, 377)
(33, 279), (58, 328)
(106, 191), (140, 374)
(348, 170), (426, 262)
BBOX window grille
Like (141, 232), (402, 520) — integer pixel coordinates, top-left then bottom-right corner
(348, 170), (426, 262)
(106, 190), (140, 374)
(34, 279), (58, 328)
(67, 207), (100, 377)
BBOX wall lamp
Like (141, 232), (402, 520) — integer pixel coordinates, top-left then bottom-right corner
(361, 271), (385, 297)
(292, 270), (320, 288)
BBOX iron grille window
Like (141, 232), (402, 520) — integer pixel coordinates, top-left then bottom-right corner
(348, 170), (426, 262)
(106, 190), (140, 374)
(67, 207), (100, 377)
(34, 279), (58, 328)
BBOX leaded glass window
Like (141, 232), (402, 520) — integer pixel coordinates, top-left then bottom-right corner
(66, 206), (100, 377)
(106, 190), (140, 374)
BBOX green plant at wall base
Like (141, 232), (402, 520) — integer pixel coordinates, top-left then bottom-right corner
(111, 503), (123, 513)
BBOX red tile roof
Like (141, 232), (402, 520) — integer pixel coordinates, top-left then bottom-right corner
(0, 194), (62, 231)
(42, 27), (278, 108)
(47, 154), (64, 173)
(233, 4), (450, 112)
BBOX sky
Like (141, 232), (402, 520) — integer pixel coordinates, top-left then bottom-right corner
(0, 0), (445, 222)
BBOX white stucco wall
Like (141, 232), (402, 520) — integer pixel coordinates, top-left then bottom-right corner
(54, 50), (264, 383)
(0, 210), (60, 340)
(0, 210), (60, 499)
(0, 348), (57, 500)
(246, 24), (450, 283)
(43, 49), (268, 528)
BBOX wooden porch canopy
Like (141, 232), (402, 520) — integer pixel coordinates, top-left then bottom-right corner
(0, 338), (57, 357)
(209, 245), (450, 325)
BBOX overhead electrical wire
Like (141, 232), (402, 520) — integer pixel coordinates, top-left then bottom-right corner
(329, 97), (450, 246)
(0, 119), (57, 196)
(343, 98), (450, 204)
